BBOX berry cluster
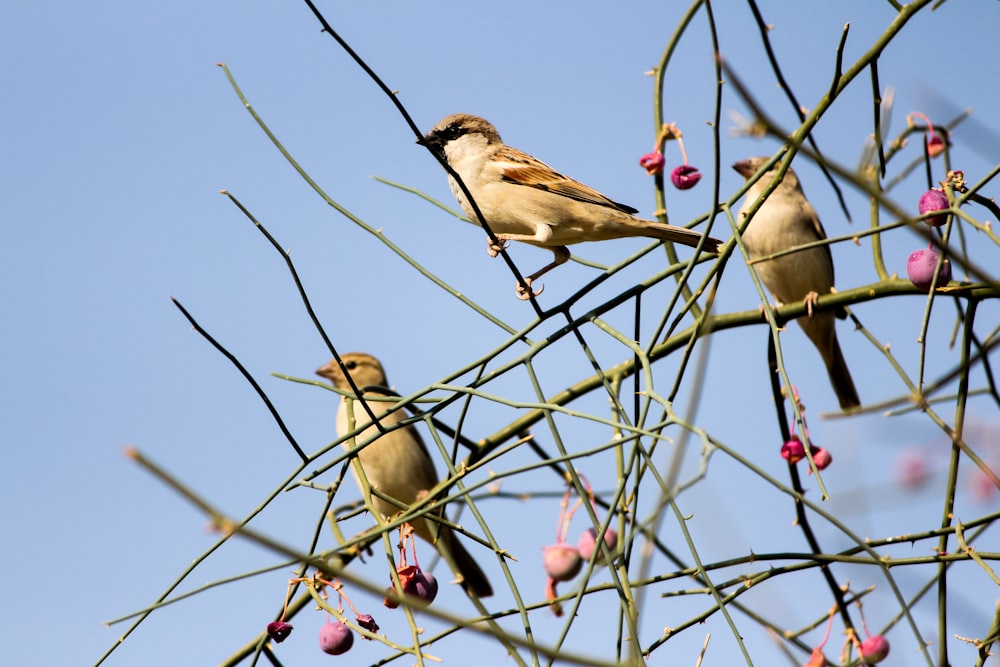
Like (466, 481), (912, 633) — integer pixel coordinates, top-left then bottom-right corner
(639, 122), (702, 190)
(542, 477), (619, 616)
(262, 522), (447, 658)
(906, 181), (957, 292)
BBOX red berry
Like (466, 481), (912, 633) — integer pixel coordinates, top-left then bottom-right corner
(543, 543), (582, 581)
(670, 164), (702, 190)
(907, 246), (952, 292)
(804, 646), (829, 667)
(781, 436), (806, 464)
(639, 151), (665, 175)
(356, 613), (379, 635)
(544, 576), (564, 617)
(926, 134), (945, 157)
(918, 189), (949, 227)
(859, 634), (889, 663)
(266, 620), (293, 643)
(318, 621), (354, 655)
(577, 527), (619, 565)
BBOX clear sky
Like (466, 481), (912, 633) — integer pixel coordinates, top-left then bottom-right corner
(3, 2), (998, 665)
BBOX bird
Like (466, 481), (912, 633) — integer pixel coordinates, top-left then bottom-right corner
(316, 352), (493, 597)
(419, 113), (723, 299)
(733, 157), (860, 410)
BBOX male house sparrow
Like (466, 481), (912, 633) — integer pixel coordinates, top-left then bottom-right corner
(316, 352), (493, 598)
(420, 113), (723, 299)
(733, 157), (860, 410)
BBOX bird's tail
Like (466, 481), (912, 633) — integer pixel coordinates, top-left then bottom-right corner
(644, 220), (723, 254)
(799, 314), (860, 410)
(822, 335), (860, 410)
(439, 528), (493, 598)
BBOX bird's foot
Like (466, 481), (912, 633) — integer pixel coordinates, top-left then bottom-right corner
(515, 278), (543, 300)
(759, 302), (788, 330)
(487, 238), (509, 258)
(803, 291), (820, 318)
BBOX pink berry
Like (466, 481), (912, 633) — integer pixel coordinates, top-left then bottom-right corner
(671, 164), (702, 190)
(918, 189), (949, 227)
(577, 527), (619, 564)
(543, 543), (582, 582)
(781, 436), (806, 464)
(859, 634), (889, 663)
(896, 450), (930, 490)
(639, 151), (665, 175)
(907, 246), (952, 292)
(387, 565), (438, 605)
(318, 621), (354, 655)
(970, 467), (998, 502)
(405, 570), (438, 603)
(810, 447), (833, 471)
(266, 620), (293, 643)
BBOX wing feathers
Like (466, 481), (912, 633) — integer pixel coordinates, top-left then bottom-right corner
(496, 147), (639, 214)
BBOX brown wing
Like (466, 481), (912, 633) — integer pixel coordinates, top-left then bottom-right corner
(496, 146), (638, 215)
(796, 197), (847, 320)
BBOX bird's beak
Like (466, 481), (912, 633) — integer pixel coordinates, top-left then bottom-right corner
(731, 159), (754, 178)
(417, 134), (445, 160)
(417, 130), (442, 148)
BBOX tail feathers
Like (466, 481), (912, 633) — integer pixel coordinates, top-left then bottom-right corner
(439, 529), (493, 598)
(415, 513), (493, 597)
(643, 220), (723, 254)
(822, 336), (860, 410)
(799, 315), (860, 410)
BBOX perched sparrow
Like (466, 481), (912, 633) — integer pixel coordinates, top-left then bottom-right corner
(733, 157), (860, 410)
(316, 353), (493, 598)
(420, 113), (723, 299)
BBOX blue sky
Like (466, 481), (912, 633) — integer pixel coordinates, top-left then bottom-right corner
(3, 2), (999, 665)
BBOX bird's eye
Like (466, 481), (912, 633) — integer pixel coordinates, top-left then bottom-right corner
(345, 360), (357, 370)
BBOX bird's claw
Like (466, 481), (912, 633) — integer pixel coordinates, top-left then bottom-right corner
(487, 239), (509, 258)
(803, 291), (820, 318)
(515, 279), (543, 300)
(759, 302), (788, 329)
